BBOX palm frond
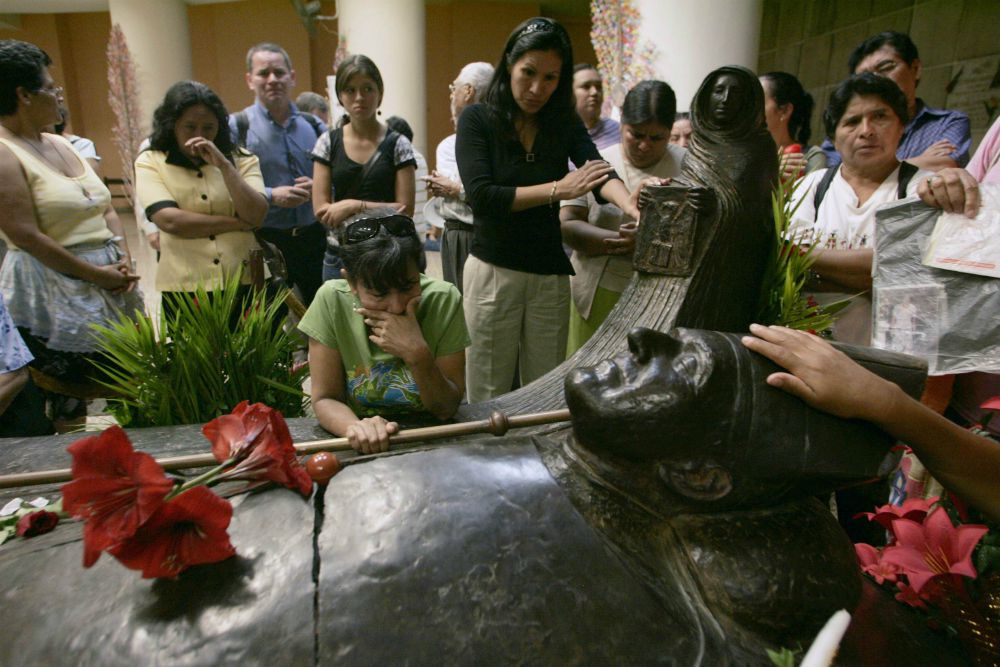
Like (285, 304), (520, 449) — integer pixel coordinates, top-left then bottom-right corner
(91, 276), (307, 426)
(755, 177), (854, 333)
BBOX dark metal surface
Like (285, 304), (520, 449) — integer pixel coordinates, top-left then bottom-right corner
(633, 185), (698, 275)
(317, 439), (700, 665)
(0, 489), (314, 667)
(564, 328), (926, 513)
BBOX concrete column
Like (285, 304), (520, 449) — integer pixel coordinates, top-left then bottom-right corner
(337, 0), (427, 155)
(637, 0), (763, 111)
(108, 0), (192, 129)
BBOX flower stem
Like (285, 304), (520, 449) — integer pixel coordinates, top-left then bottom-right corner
(165, 458), (236, 500)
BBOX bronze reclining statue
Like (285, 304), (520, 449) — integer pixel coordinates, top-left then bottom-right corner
(0, 326), (956, 665)
(0, 68), (964, 665)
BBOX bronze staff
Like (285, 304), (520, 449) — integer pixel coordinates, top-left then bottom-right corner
(0, 409), (571, 490)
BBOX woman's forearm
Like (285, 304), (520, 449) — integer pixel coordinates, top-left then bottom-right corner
(10, 228), (109, 283)
(810, 248), (873, 291)
(220, 163), (267, 226)
(407, 350), (462, 421)
(313, 396), (364, 436)
(560, 209), (615, 256)
(511, 181), (561, 212)
(103, 207), (131, 255)
(151, 209), (247, 238)
(598, 178), (633, 212)
(872, 383), (1000, 522)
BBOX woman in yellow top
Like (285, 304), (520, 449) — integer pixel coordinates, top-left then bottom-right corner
(135, 80), (268, 317)
(0, 40), (142, 425)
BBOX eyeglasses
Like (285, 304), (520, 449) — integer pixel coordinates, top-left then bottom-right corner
(860, 58), (906, 77)
(449, 81), (470, 94)
(344, 215), (416, 244)
(37, 83), (63, 96)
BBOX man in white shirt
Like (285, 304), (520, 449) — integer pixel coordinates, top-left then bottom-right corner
(424, 62), (493, 292)
(790, 73), (931, 345)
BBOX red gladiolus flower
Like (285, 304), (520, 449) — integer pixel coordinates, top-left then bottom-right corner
(202, 402), (312, 497)
(61, 426), (174, 567)
(880, 508), (988, 593)
(856, 496), (939, 534)
(108, 486), (235, 579)
(854, 543), (900, 585)
(15, 510), (60, 538)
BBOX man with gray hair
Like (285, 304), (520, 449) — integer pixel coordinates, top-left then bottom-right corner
(295, 91), (330, 126)
(230, 42), (328, 305)
(425, 62), (493, 292)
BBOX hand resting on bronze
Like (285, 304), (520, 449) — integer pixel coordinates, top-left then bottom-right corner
(742, 323), (1000, 522)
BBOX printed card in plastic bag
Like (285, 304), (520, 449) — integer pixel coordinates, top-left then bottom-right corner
(873, 197), (1000, 375)
(923, 184), (1000, 278)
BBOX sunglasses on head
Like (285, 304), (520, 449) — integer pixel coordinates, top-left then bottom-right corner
(343, 215), (416, 244)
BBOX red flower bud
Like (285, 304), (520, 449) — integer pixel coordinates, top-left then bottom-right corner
(16, 510), (60, 538)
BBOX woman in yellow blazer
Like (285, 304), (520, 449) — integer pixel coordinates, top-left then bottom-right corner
(135, 80), (267, 318)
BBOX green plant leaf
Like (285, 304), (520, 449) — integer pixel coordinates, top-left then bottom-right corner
(766, 647), (798, 667)
(755, 177), (855, 333)
(90, 273), (306, 426)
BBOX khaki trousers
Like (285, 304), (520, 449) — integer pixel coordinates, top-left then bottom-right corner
(463, 255), (569, 402)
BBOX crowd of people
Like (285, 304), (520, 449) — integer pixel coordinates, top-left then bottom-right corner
(0, 20), (996, 518)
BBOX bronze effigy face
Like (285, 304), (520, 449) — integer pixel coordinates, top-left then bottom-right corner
(565, 326), (922, 512)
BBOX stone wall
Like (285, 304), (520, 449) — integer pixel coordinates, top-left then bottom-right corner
(758, 0), (1000, 149)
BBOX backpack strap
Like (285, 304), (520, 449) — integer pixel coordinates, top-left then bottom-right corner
(812, 166), (839, 221)
(235, 110), (250, 149)
(896, 161), (919, 199)
(300, 112), (323, 137)
(812, 161), (918, 222)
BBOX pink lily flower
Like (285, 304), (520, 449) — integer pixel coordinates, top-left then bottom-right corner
(854, 543), (900, 585)
(880, 508), (988, 593)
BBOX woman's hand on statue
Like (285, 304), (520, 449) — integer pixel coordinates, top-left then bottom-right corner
(918, 167), (980, 218)
(740, 324), (896, 423)
(556, 160), (614, 200)
(358, 296), (429, 366)
(345, 415), (400, 454)
(634, 177), (671, 211)
(317, 200), (361, 229)
(603, 221), (637, 255)
(184, 137), (229, 170)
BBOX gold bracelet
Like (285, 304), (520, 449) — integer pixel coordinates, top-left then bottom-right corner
(548, 181), (558, 207)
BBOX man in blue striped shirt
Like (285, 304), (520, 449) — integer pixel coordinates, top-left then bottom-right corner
(820, 31), (970, 172)
(231, 43), (328, 305)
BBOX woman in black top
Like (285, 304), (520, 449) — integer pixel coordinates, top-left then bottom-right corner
(457, 17), (638, 402)
(312, 54), (417, 280)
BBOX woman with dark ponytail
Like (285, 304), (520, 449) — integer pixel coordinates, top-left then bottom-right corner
(456, 17), (638, 402)
(759, 71), (826, 178)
